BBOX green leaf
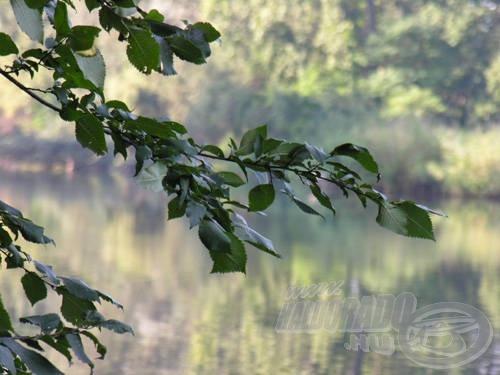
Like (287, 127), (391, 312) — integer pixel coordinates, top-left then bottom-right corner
(0, 200), (22, 216)
(239, 125), (267, 151)
(233, 213), (280, 258)
(99, 319), (134, 335)
(96, 290), (123, 309)
(209, 233), (247, 274)
(310, 184), (335, 215)
(34, 261), (59, 285)
(10, 0), (44, 42)
(127, 27), (160, 74)
(168, 195), (186, 219)
(191, 22), (221, 43)
(7, 216), (53, 244)
(1, 339), (63, 375)
(81, 331), (106, 359)
(60, 277), (100, 302)
(218, 171), (245, 187)
(25, 0), (49, 8)
(0, 227), (12, 247)
(169, 35), (206, 64)
(20, 314), (61, 334)
(0, 345), (16, 375)
(0, 33), (19, 56)
(199, 219), (232, 253)
(305, 142), (328, 163)
(186, 200), (207, 229)
(136, 162), (167, 192)
(134, 145), (152, 176)
(331, 143), (379, 173)
(291, 196), (324, 218)
(145, 9), (164, 22)
(21, 272), (47, 306)
(84, 0), (100, 11)
(248, 184), (275, 212)
(124, 116), (175, 139)
(60, 291), (95, 326)
(201, 145), (224, 158)
(66, 334), (94, 368)
(69, 25), (100, 54)
(155, 35), (176, 75)
(98, 6), (127, 34)
(53, 1), (70, 39)
(39, 335), (72, 362)
(75, 113), (108, 155)
(376, 201), (435, 240)
(74, 49), (106, 88)
(0, 295), (13, 332)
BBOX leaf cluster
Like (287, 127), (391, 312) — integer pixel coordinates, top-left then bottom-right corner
(0, 200), (132, 374)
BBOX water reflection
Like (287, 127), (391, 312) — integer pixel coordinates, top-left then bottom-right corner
(0, 174), (498, 374)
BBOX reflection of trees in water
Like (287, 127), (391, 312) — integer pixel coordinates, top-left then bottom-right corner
(1, 176), (498, 374)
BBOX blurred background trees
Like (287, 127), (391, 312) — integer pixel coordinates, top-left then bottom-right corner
(1, 0), (499, 197)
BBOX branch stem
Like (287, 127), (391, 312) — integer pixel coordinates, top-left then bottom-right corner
(0, 69), (60, 113)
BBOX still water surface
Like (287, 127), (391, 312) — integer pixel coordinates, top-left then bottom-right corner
(0, 174), (498, 374)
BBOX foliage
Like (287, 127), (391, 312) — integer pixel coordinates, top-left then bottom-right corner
(427, 127), (500, 197)
(0, 0), (443, 373)
(200, 0), (499, 127)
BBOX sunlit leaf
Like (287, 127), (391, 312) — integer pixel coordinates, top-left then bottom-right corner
(136, 162), (167, 192)
(10, 0), (43, 42)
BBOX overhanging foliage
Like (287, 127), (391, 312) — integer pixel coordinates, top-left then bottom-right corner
(0, 0), (445, 373)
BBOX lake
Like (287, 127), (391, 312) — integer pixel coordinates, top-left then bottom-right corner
(0, 173), (498, 374)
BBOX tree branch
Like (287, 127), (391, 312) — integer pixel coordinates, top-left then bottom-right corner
(0, 69), (60, 113)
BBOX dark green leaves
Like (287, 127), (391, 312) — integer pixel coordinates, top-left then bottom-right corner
(2, 339), (64, 375)
(21, 272), (47, 306)
(169, 36), (206, 64)
(75, 113), (108, 155)
(60, 291), (96, 326)
(331, 143), (379, 173)
(53, 1), (70, 39)
(6, 216), (53, 244)
(0, 33), (19, 56)
(60, 277), (100, 302)
(238, 124), (267, 155)
(209, 234), (247, 274)
(0, 296), (13, 332)
(191, 22), (221, 43)
(127, 27), (160, 74)
(124, 116), (175, 139)
(248, 184), (275, 211)
(198, 220), (232, 253)
(69, 26), (100, 55)
(376, 201), (435, 240)
(218, 171), (245, 187)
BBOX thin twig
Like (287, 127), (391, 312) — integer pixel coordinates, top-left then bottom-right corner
(0, 69), (60, 113)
